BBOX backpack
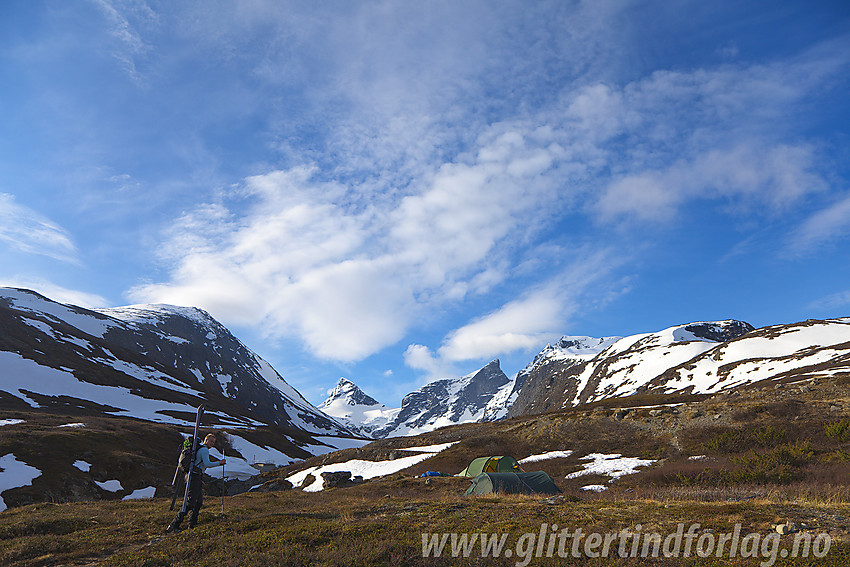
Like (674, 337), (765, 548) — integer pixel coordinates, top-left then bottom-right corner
(177, 436), (199, 474)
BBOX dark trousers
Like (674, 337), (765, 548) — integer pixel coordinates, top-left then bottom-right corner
(169, 473), (203, 529)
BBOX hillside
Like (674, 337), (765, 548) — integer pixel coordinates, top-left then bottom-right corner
(0, 288), (366, 508)
(3, 285), (850, 521)
(507, 319), (850, 417)
(3, 377), (850, 565)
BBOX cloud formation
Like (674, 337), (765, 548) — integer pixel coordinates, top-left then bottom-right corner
(129, 25), (848, 371)
(0, 194), (78, 264)
(92, 2), (847, 383)
(131, 126), (576, 362)
(788, 194), (850, 256)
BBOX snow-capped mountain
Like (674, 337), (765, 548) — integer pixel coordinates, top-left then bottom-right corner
(320, 360), (510, 438)
(506, 319), (850, 417)
(0, 288), (374, 510)
(649, 318), (850, 393)
(318, 378), (398, 437)
(483, 335), (622, 421)
(0, 287), (351, 439)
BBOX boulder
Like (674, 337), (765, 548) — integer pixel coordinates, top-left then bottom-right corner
(322, 471), (354, 489)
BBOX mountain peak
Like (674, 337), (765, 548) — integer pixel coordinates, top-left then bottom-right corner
(317, 378), (396, 437)
(320, 378), (382, 409)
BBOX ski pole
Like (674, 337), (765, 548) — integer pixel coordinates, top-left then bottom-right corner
(221, 449), (225, 515)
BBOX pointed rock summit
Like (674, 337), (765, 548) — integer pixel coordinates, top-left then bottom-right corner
(319, 378), (397, 438)
(320, 378), (382, 408)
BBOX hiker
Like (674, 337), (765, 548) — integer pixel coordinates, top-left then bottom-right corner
(167, 433), (225, 532)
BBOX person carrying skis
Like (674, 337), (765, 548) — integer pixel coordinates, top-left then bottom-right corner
(167, 433), (225, 532)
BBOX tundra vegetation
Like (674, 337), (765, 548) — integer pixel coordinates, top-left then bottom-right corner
(3, 377), (850, 565)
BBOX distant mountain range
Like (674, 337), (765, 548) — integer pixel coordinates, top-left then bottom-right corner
(320, 360), (509, 438)
(4, 286), (850, 444)
(322, 319), (850, 436)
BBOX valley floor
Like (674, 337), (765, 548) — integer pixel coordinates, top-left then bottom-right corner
(2, 476), (850, 566)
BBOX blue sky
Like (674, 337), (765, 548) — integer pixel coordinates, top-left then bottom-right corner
(1, 1), (849, 406)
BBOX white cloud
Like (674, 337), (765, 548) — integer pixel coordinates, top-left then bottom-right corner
(437, 291), (563, 362)
(132, 125), (579, 363)
(808, 289), (850, 312)
(788, 193), (850, 256)
(409, 249), (624, 374)
(403, 344), (447, 377)
(0, 194), (79, 264)
(133, 45), (846, 366)
(90, 0), (155, 81)
(595, 143), (826, 224)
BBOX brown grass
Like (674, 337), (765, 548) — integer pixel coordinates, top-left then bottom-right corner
(1, 478), (850, 567)
(5, 370), (850, 564)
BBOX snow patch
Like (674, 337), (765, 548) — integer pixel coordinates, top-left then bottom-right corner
(286, 443), (454, 491)
(123, 486), (156, 500)
(0, 352), (201, 424)
(73, 460), (91, 472)
(94, 479), (123, 492)
(519, 450), (574, 464)
(205, 434), (299, 481)
(397, 442), (458, 453)
(0, 453), (42, 512)
(302, 437), (372, 456)
(566, 453), (655, 482)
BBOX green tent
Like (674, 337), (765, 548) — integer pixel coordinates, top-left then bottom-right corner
(464, 472), (561, 496)
(457, 456), (522, 477)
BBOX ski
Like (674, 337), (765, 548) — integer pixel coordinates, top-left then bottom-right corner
(168, 471), (183, 511)
(169, 440), (186, 511)
(179, 404), (205, 514)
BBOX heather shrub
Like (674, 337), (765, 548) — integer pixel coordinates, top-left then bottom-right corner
(751, 425), (786, 447)
(701, 429), (745, 452)
(825, 418), (850, 443)
(724, 440), (814, 484)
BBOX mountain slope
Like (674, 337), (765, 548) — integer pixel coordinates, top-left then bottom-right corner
(0, 287), (371, 508)
(0, 287), (352, 436)
(507, 319), (850, 417)
(486, 336), (621, 420)
(650, 318), (850, 393)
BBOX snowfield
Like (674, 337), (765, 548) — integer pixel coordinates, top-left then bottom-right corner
(0, 352), (201, 424)
(94, 479), (124, 492)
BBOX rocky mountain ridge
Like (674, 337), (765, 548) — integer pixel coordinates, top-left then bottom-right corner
(320, 360), (509, 438)
(330, 318), (850, 435)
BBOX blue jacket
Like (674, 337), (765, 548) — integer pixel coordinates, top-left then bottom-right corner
(193, 445), (220, 472)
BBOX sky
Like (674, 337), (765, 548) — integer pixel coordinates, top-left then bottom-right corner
(1, 0), (849, 407)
